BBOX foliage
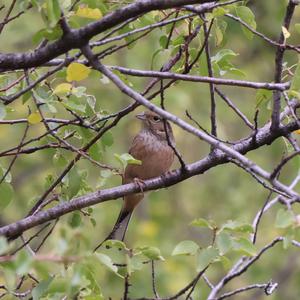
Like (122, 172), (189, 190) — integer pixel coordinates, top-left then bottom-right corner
(0, 0), (300, 299)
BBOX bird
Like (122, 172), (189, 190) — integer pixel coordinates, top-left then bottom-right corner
(95, 111), (175, 250)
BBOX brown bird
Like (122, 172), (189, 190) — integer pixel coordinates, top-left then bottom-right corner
(96, 111), (175, 249)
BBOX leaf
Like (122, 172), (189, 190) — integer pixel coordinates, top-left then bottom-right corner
(63, 96), (86, 114)
(126, 255), (144, 275)
(290, 60), (300, 92)
(215, 23), (223, 47)
(282, 26), (290, 40)
(101, 132), (114, 147)
(0, 182), (14, 210)
(102, 239), (126, 250)
(95, 253), (122, 276)
(136, 246), (164, 261)
(68, 167), (82, 198)
(255, 89), (272, 109)
(295, 23), (300, 34)
(88, 143), (102, 162)
(197, 247), (219, 271)
(68, 211), (82, 228)
(211, 49), (237, 64)
(46, 0), (61, 28)
(0, 103), (7, 120)
(219, 255), (232, 270)
(216, 231), (233, 255)
(159, 35), (168, 49)
(221, 220), (253, 233)
(28, 112), (42, 124)
(32, 277), (54, 300)
(114, 153), (142, 168)
(172, 240), (199, 256)
(16, 250), (33, 275)
(190, 218), (215, 230)
(275, 208), (295, 228)
(235, 6), (256, 39)
(0, 237), (8, 255)
(76, 5), (102, 20)
(66, 62), (91, 82)
(53, 83), (72, 95)
(233, 237), (256, 256)
(33, 26), (63, 44)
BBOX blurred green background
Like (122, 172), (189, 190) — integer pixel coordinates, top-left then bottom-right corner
(0, 0), (300, 299)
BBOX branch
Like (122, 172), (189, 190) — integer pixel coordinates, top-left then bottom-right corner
(271, 0), (296, 130)
(0, 0), (216, 71)
(108, 66), (290, 91)
(1, 103), (300, 238)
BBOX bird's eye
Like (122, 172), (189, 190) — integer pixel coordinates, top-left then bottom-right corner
(153, 116), (160, 122)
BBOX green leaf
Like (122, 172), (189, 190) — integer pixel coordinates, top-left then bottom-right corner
(63, 96), (86, 114)
(32, 277), (54, 300)
(46, 0), (61, 28)
(114, 153), (142, 169)
(136, 246), (164, 261)
(126, 255), (144, 275)
(190, 218), (215, 229)
(221, 220), (254, 233)
(172, 240), (199, 256)
(0, 103), (7, 120)
(68, 211), (82, 228)
(0, 182), (14, 210)
(215, 23), (223, 47)
(102, 239), (127, 250)
(256, 89), (272, 109)
(275, 208), (294, 229)
(211, 49), (238, 64)
(235, 6), (256, 39)
(159, 35), (168, 48)
(68, 167), (81, 198)
(88, 143), (102, 162)
(95, 253), (122, 277)
(16, 250), (33, 276)
(219, 255), (232, 270)
(33, 26), (63, 44)
(290, 60), (300, 92)
(233, 237), (256, 256)
(101, 132), (114, 147)
(197, 247), (219, 271)
(295, 23), (300, 34)
(0, 237), (8, 255)
(212, 7), (227, 17)
(216, 231), (233, 255)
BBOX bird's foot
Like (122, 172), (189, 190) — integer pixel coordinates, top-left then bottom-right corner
(133, 177), (146, 195)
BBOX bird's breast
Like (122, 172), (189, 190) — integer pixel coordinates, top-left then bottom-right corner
(124, 132), (174, 181)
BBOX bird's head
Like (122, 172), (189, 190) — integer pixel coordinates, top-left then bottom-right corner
(136, 111), (174, 141)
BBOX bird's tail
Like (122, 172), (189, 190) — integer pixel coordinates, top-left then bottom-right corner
(94, 206), (132, 251)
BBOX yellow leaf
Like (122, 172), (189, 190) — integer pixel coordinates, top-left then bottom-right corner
(294, 129), (300, 134)
(53, 83), (72, 95)
(28, 112), (42, 124)
(76, 6), (102, 20)
(66, 63), (91, 82)
(282, 26), (290, 40)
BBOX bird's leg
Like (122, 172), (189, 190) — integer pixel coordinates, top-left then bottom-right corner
(133, 177), (146, 196)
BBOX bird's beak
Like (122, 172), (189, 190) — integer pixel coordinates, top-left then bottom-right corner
(136, 112), (146, 120)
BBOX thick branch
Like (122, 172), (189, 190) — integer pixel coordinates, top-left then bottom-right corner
(0, 0), (216, 71)
(0, 114), (299, 238)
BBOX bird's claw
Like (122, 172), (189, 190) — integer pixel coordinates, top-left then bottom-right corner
(133, 177), (146, 195)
